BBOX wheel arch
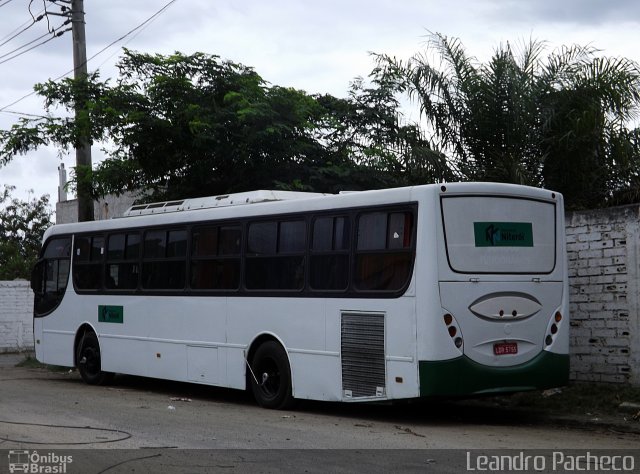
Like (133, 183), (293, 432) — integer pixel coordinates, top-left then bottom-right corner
(73, 322), (98, 366)
(245, 332), (291, 391)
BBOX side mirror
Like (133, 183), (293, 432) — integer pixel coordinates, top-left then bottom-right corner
(30, 260), (44, 293)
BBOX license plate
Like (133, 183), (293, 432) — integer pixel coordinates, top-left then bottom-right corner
(494, 342), (518, 355)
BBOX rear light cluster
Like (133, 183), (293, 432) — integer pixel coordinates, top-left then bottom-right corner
(443, 313), (463, 349)
(545, 311), (563, 346)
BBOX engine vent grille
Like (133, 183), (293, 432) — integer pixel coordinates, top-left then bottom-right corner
(341, 312), (386, 398)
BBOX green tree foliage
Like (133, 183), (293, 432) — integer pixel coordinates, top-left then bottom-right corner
(0, 50), (446, 202)
(379, 33), (640, 209)
(0, 186), (52, 280)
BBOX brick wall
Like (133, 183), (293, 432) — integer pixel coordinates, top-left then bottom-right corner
(566, 205), (640, 385)
(0, 280), (34, 353)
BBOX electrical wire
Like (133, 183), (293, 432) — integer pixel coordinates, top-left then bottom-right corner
(85, 0), (178, 66)
(0, 18), (42, 50)
(0, 27), (70, 66)
(0, 0), (17, 9)
(0, 10), (45, 47)
(0, 109), (50, 118)
(0, 30), (52, 60)
(93, 4), (165, 70)
(0, 0), (180, 113)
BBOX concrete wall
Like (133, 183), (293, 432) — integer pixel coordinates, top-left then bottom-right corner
(56, 192), (138, 224)
(566, 205), (640, 385)
(0, 280), (34, 353)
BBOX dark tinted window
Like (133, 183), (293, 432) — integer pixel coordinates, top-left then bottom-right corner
(192, 227), (218, 257)
(144, 230), (166, 258)
(355, 211), (414, 292)
(43, 238), (71, 259)
(310, 216), (350, 291)
(246, 220), (306, 290)
(74, 235), (104, 290)
(142, 228), (187, 290)
(357, 212), (387, 250)
(248, 222), (277, 254)
(388, 212), (413, 249)
(106, 233), (140, 290)
(279, 221), (306, 253)
(107, 234), (125, 260)
(191, 225), (241, 290)
(167, 230), (187, 257)
(33, 237), (71, 316)
(126, 233), (140, 258)
(219, 226), (241, 255)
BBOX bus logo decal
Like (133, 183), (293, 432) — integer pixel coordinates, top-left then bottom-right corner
(474, 222), (533, 247)
(98, 305), (124, 324)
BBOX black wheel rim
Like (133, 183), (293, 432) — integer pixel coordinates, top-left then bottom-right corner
(82, 345), (100, 376)
(256, 357), (280, 400)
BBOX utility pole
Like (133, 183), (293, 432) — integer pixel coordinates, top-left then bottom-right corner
(71, 0), (93, 221)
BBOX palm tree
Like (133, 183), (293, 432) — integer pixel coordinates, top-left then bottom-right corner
(379, 33), (640, 209)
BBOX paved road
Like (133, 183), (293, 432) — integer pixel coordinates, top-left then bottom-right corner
(1, 359), (639, 472)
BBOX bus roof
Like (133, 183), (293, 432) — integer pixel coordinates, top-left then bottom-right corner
(43, 183), (560, 240)
(122, 190), (329, 217)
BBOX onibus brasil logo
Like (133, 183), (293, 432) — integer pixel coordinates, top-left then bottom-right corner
(474, 222), (534, 247)
(7, 450), (72, 473)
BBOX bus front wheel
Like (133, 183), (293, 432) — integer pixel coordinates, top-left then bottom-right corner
(76, 332), (113, 385)
(250, 341), (294, 409)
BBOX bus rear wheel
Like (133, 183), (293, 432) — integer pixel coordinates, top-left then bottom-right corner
(76, 331), (113, 385)
(250, 341), (294, 409)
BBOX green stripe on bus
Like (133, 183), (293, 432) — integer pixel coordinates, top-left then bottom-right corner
(98, 305), (124, 324)
(419, 351), (569, 397)
(474, 222), (534, 247)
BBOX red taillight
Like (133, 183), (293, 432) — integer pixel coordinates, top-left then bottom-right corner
(443, 313), (463, 349)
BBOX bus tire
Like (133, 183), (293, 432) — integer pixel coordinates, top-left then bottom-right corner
(250, 341), (294, 409)
(76, 331), (114, 385)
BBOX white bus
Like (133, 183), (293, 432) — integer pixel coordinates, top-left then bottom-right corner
(31, 183), (569, 409)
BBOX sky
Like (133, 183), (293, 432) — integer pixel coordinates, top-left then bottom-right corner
(0, 0), (639, 210)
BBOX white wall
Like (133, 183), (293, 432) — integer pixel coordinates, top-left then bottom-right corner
(566, 205), (639, 385)
(0, 280), (34, 353)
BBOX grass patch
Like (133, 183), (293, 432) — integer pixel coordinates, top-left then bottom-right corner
(15, 355), (71, 373)
(500, 383), (640, 417)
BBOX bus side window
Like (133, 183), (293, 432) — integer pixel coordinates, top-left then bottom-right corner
(106, 232), (140, 290)
(74, 235), (104, 291)
(33, 237), (71, 316)
(245, 220), (306, 290)
(191, 225), (241, 290)
(310, 216), (350, 291)
(142, 229), (187, 290)
(354, 211), (414, 292)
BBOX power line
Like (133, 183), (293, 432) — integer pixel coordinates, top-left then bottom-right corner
(0, 27), (70, 66)
(0, 109), (50, 118)
(0, 0), (179, 113)
(0, 10), (45, 47)
(0, 29), (53, 60)
(0, 0), (17, 9)
(85, 0), (178, 66)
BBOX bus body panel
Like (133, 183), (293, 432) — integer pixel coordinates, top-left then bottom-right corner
(32, 183), (569, 404)
(413, 183), (569, 396)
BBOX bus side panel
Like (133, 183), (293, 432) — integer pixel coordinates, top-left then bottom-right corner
(227, 297), (334, 399)
(35, 292), (77, 368)
(325, 296), (420, 402)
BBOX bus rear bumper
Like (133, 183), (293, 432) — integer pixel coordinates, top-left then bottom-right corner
(419, 351), (569, 397)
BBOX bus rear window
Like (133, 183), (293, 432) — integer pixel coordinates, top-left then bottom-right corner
(441, 196), (556, 274)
